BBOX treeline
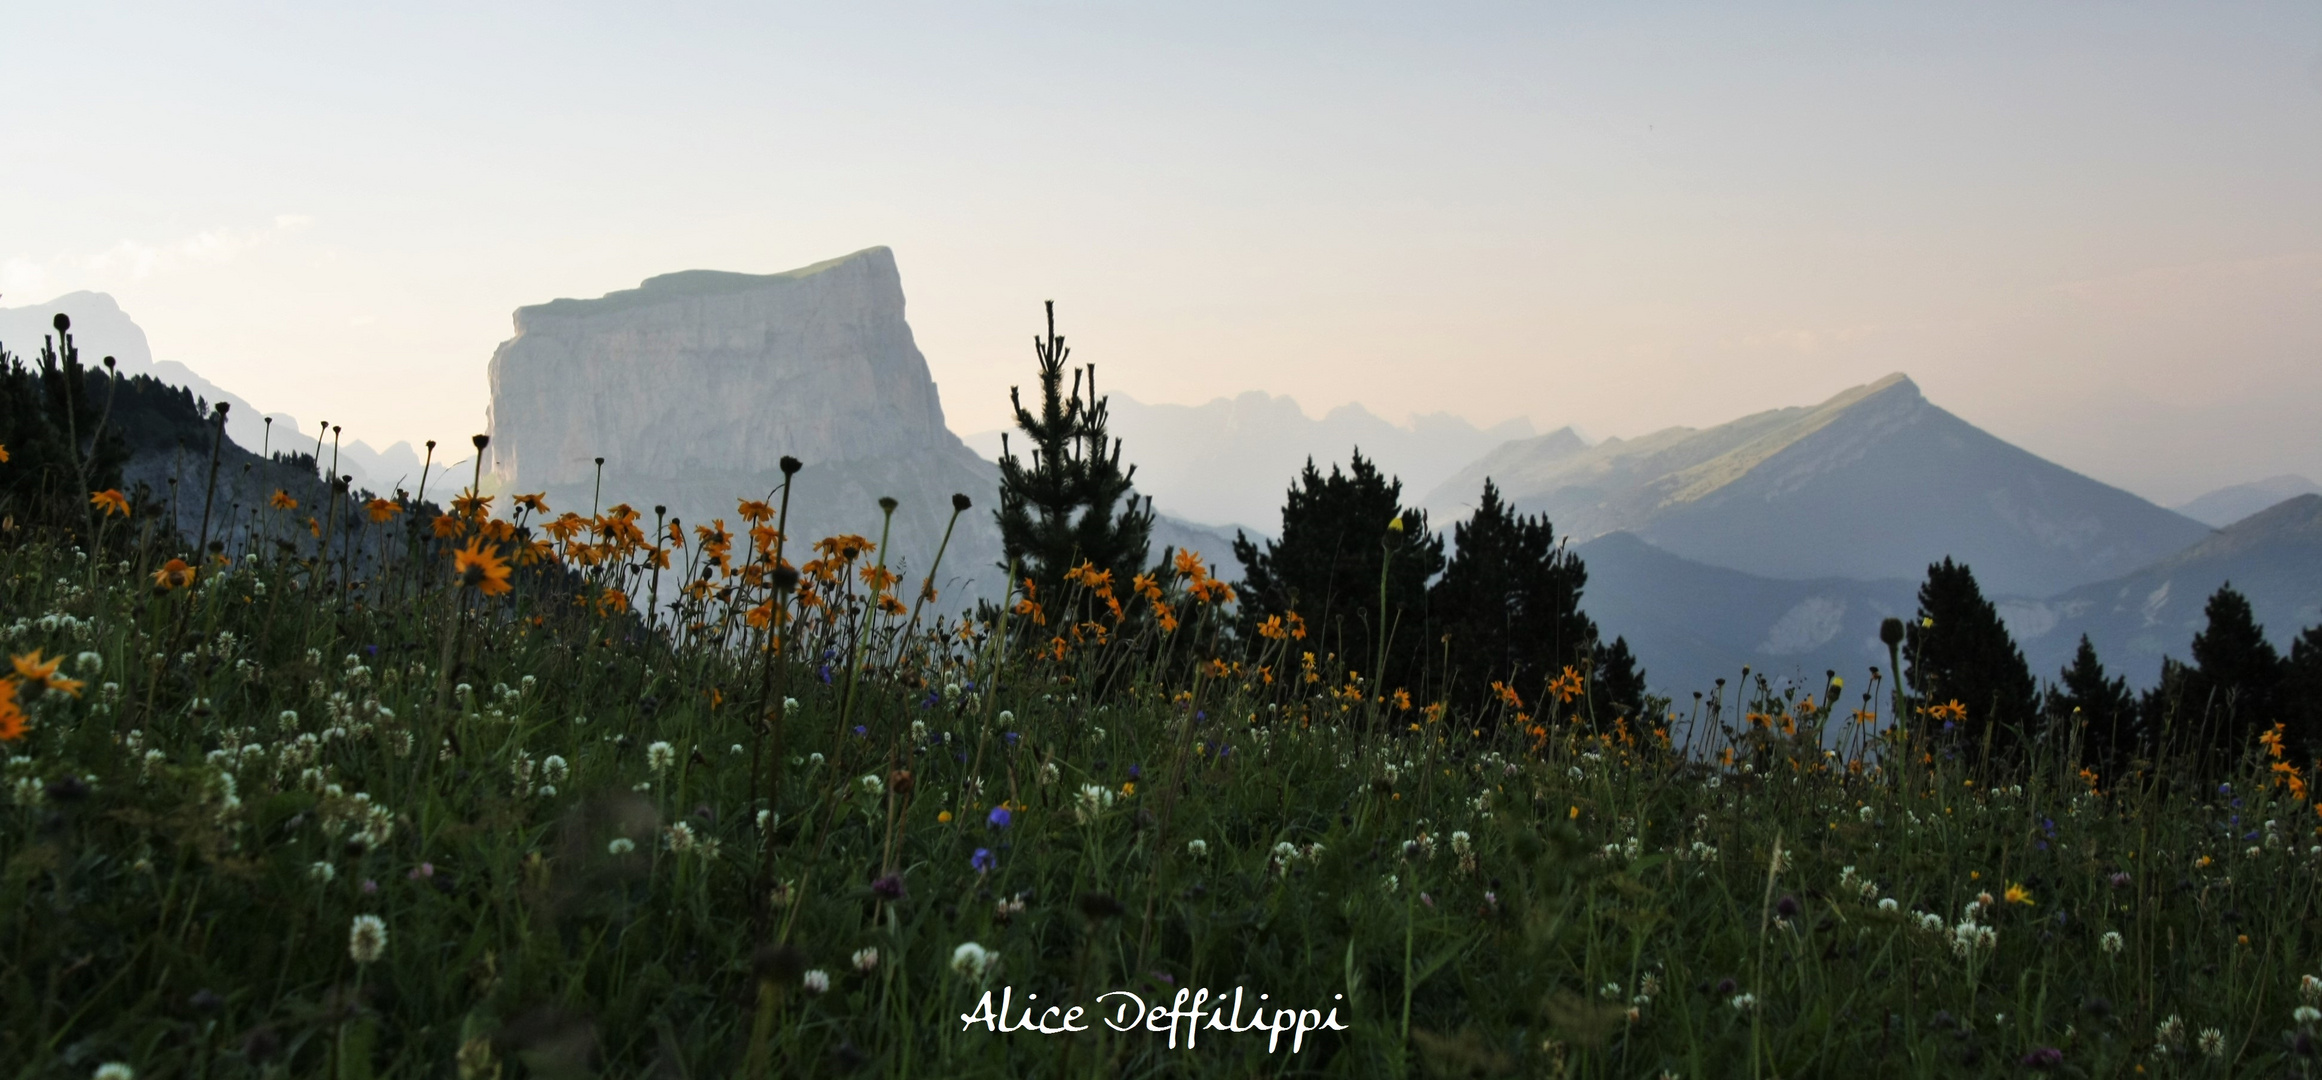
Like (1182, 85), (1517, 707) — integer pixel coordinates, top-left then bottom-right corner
(1894, 556), (2322, 778)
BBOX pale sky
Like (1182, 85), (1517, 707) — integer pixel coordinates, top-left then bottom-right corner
(3, 2), (2317, 505)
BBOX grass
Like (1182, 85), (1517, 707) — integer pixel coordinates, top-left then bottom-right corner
(2, 484), (2320, 1079)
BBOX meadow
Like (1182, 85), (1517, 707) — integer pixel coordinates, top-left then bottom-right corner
(4, 464), (2322, 1080)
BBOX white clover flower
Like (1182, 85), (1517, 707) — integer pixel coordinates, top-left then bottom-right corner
(950, 941), (993, 979)
(860, 773), (886, 797)
(348, 914), (388, 964)
(1858, 805), (1874, 822)
(74, 651), (102, 675)
(308, 861), (337, 883)
(1272, 841), (1299, 864)
(608, 837), (637, 856)
(1074, 783), (1114, 824)
(911, 719), (928, 742)
(1381, 874), (1399, 894)
(93, 1064), (134, 1080)
(783, 697), (799, 711)
(646, 741), (676, 773)
(2156, 1014), (2185, 1046)
(853, 947), (880, 972)
(1038, 761), (1059, 786)
(807, 752), (824, 768)
(2297, 1006), (2322, 1026)
(1600, 982), (1622, 1000)
(2303, 974), (2322, 1004)
(541, 755), (569, 785)
(997, 710), (1015, 724)
(2198, 1028), (2224, 1058)
(1186, 838), (1210, 858)
(1729, 993), (1758, 1012)
(1918, 912), (1944, 933)
(801, 969), (830, 994)
(1451, 831), (1472, 856)
(730, 743), (744, 756)
(665, 821), (698, 853)
(1877, 898), (1899, 913)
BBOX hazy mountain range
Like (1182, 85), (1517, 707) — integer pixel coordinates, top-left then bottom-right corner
(9, 249), (2318, 700)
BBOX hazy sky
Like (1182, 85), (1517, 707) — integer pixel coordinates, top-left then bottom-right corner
(3, 2), (2317, 504)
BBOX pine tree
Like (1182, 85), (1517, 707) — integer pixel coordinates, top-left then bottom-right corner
(1904, 557), (2038, 762)
(994, 302), (1154, 619)
(2144, 584), (2286, 761)
(1428, 479), (1607, 714)
(2045, 634), (2138, 775)
(2283, 624), (2322, 757)
(1232, 451), (1443, 696)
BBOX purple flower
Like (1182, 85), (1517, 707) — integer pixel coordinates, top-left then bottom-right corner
(987, 806), (1013, 829)
(971, 848), (996, 874)
(361, 879), (378, 894)
(407, 862), (434, 880)
(2019, 1047), (2064, 1069)
(2108, 871), (2131, 889)
(1127, 764), (1141, 779)
(871, 873), (906, 901)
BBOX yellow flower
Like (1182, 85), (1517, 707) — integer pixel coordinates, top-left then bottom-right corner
(268, 489), (298, 510)
(12, 651), (83, 698)
(1121, 782), (1136, 797)
(0, 441), (9, 463)
(0, 679), (26, 742)
(89, 489), (130, 517)
(2003, 883), (2034, 906)
(152, 558), (197, 590)
(937, 810), (953, 823)
(451, 539), (513, 596)
(365, 498), (403, 523)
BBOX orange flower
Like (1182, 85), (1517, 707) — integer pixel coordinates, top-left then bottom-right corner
(452, 491), (493, 521)
(12, 650), (83, 698)
(451, 539), (513, 596)
(0, 679), (26, 742)
(513, 492), (550, 514)
(152, 558), (197, 590)
(877, 594), (907, 617)
(268, 489), (298, 510)
(1929, 699), (1968, 723)
(365, 498), (402, 523)
(1490, 681), (1524, 709)
(597, 588), (630, 616)
(860, 564), (900, 592)
(89, 489), (130, 517)
(432, 514), (464, 539)
(2003, 883), (2034, 906)
(736, 498), (774, 523)
(2261, 723), (2286, 760)
(1258, 615), (1288, 641)
(1548, 666), (1586, 704)
(0, 442), (9, 463)
(1173, 549), (1206, 578)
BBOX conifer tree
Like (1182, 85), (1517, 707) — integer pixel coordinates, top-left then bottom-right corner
(2283, 624), (2322, 757)
(1233, 451), (1442, 696)
(2045, 634), (2139, 774)
(2143, 584), (2284, 762)
(1429, 479), (1619, 715)
(994, 302), (1153, 616)
(1904, 557), (2038, 761)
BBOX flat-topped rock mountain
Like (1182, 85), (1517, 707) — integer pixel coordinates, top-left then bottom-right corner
(1427, 374), (2211, 597)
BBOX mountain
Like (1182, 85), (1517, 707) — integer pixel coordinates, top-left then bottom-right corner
(1428, 374), (2210, 598)
(1575, 531), (1918, 701)
(2001, 494), (2322, 687)
(485, 247), (1243, 608)
(2175, 475), (2322, 528)
(0, 291), (463, 497)
(965, 392), (1537, 534)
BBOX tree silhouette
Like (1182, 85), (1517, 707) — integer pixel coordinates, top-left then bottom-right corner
(1233, 451), (1442, 697)
(2045, 634), (2138, 776)
(2283, 624), (2322, 757)
(1904, 557), (2038, 762)
(2143, 584), (2284, 764)
(1430, 479), (1618, 717)
(994, 302), (1153, 617)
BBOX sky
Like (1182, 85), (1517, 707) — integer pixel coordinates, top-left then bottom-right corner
(2, 2), (2317, 505)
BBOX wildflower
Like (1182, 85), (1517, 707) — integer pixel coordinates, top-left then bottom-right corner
(2302, 974), (2322, 1004)
(801, 970), (830, 994)
(2003, 882), (2034, 906)
(2155, 1014), (2184, 1046)
(608, 837), (636, 856)
(2298, 1006), (2322, 1026)
(987, 806), (1013, 829)
(971, 847), (996, 874)
(1918, 912), (1944, 932)
(1878, 898), (1899, 913)
(151, 558), (196, 590)
(348, 914), (388, 964)
(664, 821), (697, 853)
(2198, 1028), (2224, 1058)
(871, 873), (906, 901)
(860, 773), (886, 797)
(268, 489), (297, 510)
(853, 947), (880, 972)
(1450, 831), (1472, 856)
(1074, 783), (1114, 823)
(1729, 993), (1758, 1012)
(0, 680), (27, 742)
(93, 1065), (134, 1080)
(646, 741), (675, 773)
(1186, 838), (1209, 858)
(89, 489), (130, 517)
(13, 651), (83, 698)
(308, 861), (337, 883)
(937, 810), (953, 823)
(451, 539), (513, 596)
(364, 498), (402, 523)
(950, 942), (993, 980)
(2099, 930), (2124, 954)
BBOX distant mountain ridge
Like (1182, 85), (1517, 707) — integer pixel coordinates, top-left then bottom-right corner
(2175, 475), (2322, 528)
(2003, 494), (2322, 687)
(1427, 374), (2211, 597)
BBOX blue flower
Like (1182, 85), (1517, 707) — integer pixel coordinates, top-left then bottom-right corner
(818, 664), (833, 684)
(1127, 764), (1141, 779)
(971, 848), (996, 874)
(852, 725), (868, 738)
(1003, 732), (1020, 747)
(987, 806), (1013, 829)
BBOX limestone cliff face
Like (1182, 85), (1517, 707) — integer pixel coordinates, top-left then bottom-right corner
(487, 247), (956, 485)
(486, 247), (1011, 606)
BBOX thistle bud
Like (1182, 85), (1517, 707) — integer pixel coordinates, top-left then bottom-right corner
(1879, 618), (1905, 648)
(472, 434), (490, 450)
(879, 496), (899, 514)
(52, 313), (69, 332)
(952, 493), (972, 513)
(780, 456), (802, 476)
